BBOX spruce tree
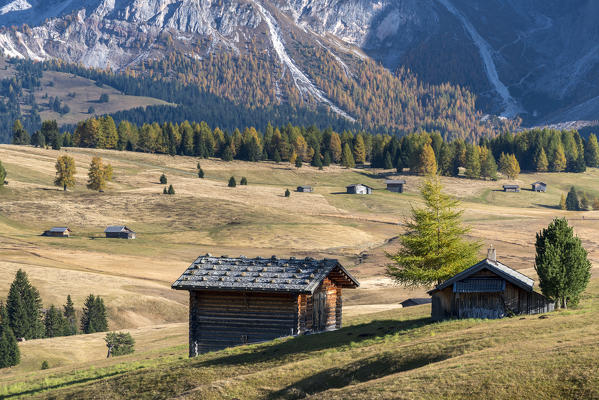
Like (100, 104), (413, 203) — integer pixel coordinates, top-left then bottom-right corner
(167, 184), (175, 195)
(221, 146), (234, 161)
(295, 156), (302, 168)
(273, 150), (282, 163)
(32, 130), (46, 148)
(0, 159), (6, 186)
(386, 174), (481, 286)
(322, 152), (331, 167)
(6, 269), (44, 339)
(11, 120), (30, 145)
(284, 189), (290, 197)
(54, 155), (76, 191)
(44, 305), (67, 338)
(585, 134), (599, 167)
(383, 152), (393, 170)
(341, 143), (355, 168)
(63, 295), (77, 336)
(566, 187), (580, 211)
(240, 177), (248, 185)
(438, 143), (454, 176)
(163, 187), (167, 194)
(535, 148), (549, 172)
(535, 218), (591, 308)
(198, 168), (204, 178)
(228, 176), (236, 187)
(159, 174), (167, 184)
(0, 303), (20, 368)
(80, 295), (108, 334)
(464, 145), (481, 179)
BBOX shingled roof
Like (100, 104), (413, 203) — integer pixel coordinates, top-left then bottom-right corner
(428, 258), (535, 295)
(104, 225), (134, 233)
(172, 255), (359, 294)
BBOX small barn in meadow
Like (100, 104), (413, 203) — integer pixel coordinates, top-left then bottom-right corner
(503, 184), (520, 192)
(428, 248), (553, 321)
(172, 255), (359, 356)
(42, 227), (71, 237)
(346, 184), (373, 195)
(385, 180), (406, 193)
(104, 226), (136, 239)
(297, 185), (313, 193)
(531, 182), (547, 192)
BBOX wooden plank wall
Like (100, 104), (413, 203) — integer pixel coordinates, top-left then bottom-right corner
(297, 278), (341, 333)
(189, 290), (297, 355)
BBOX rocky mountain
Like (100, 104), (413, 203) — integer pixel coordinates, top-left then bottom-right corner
(0, 0), (598, 126)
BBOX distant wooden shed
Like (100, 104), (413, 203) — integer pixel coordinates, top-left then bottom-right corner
(172, 255), (359, 356)
(346, 184), (373, 195)
(104, 226), (136, 239)
(43, 227), (71, 237)
(297, 186), (313, 193)
(400, 298), (431, 308)
(428, 248), (554, 321)
(531, 182), (547, 192)
(385, 180), (406, 193)
(503, 185), (520, 192)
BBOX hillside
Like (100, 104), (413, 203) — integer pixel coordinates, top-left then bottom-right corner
(0, 1), (599, 124)
(0, 145), (598, 398)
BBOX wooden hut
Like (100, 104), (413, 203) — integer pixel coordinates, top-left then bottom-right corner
(503, 184), (520, 192)
(346, 184), (373, 195)
(172, 254), (359, 356)
(104, 226), (136, 239)
(428, 248), (553, 321)
(385, 180), (406, 193)
(42, 227), (71, 237)
(531, 182), (547, 192)
(297, 185), (313, 193)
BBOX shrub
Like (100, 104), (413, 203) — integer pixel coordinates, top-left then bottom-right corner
(285, 189), (290, 197)
(228, 176), (236, 187)
(167, 184), (175, 195)
(41, 360), (49, 370)
(198, 168), (204, 179)
(240, 177), (248, 185)
(99, 94), (109, 103)
(105, 332), (135, 357)
(159, 174), (167, 184)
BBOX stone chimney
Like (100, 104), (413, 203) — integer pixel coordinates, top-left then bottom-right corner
(487, 245), (496, 262)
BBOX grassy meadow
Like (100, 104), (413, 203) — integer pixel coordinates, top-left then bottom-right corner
(0, 144), (598, 398)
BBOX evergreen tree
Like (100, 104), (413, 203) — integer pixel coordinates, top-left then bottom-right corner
(167, 184), (175, 195)
(32, 130), (45, 148)
(464, 145), (481, 179)
(80, 295), (108, 334)
(574, 151), (586, 173)
(0, 303), (20, 368)
(552, 144), (567, 172)
(11, 120), (30, 145)
(386, 175), (480, 286)
(580, 192), (590, 210)
(295, 156), (302, 168)
(353, 134), (366, 164)
(163, 187), (167, 194)
(535, 218), (591, 308)
(417, 143), (437, 175)
(383, 152), (393, 169)
(44, 305), (67, 338)
(438, 143), (454, 176)
(585, 134), (599, 167)
(535, 148), (549, 172)
(480, 149), (498, 180)
(284, 188), (290, 197)
(198, 167), (204, 178)
(54, 155), (76, 191)
(6, 269), (44, 339)
(105, 332), (135, 357)
(341, 143), (355, 168)
(240, 177), (248, 185)
(87, 157), (113, 192)
(221, 145), (234, 162)
(566, 187), (580, 211)
(63, 295), (77, 336)
(273, 150), (282, 163)
(159, 174), (167, 184)
(0, 159), (6, 186)
(559, 193), (567, 210)
(228, 176), (236, 188)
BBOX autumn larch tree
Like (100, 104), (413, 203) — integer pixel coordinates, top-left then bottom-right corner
(341, 143), (355, 168)
(55, 155), (76, 191)
(464, 145), (481, 179)
(87, 157), (113, 192)
(552, 144), (567, 172)
(353, 134), (366, 164)
(0, 159), (6, 186)
(329, 132), (342, 163)
(417, 143), (437, 175)
(499, 153), (520, 179)
(11, 120), (30, 145)
(386, 174), (480, 287)
(535, 148), (549, 172)
(585, 134), (599, 167)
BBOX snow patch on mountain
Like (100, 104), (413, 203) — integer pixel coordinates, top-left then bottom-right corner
(0, 0), (31, 15)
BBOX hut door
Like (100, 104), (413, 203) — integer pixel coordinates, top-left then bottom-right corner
(312, 290), (327, 332)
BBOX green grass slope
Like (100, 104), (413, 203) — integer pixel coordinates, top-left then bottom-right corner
(1, 280), (596, 400)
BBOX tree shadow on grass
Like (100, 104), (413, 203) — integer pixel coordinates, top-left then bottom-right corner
(191, 317), (431, 369)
